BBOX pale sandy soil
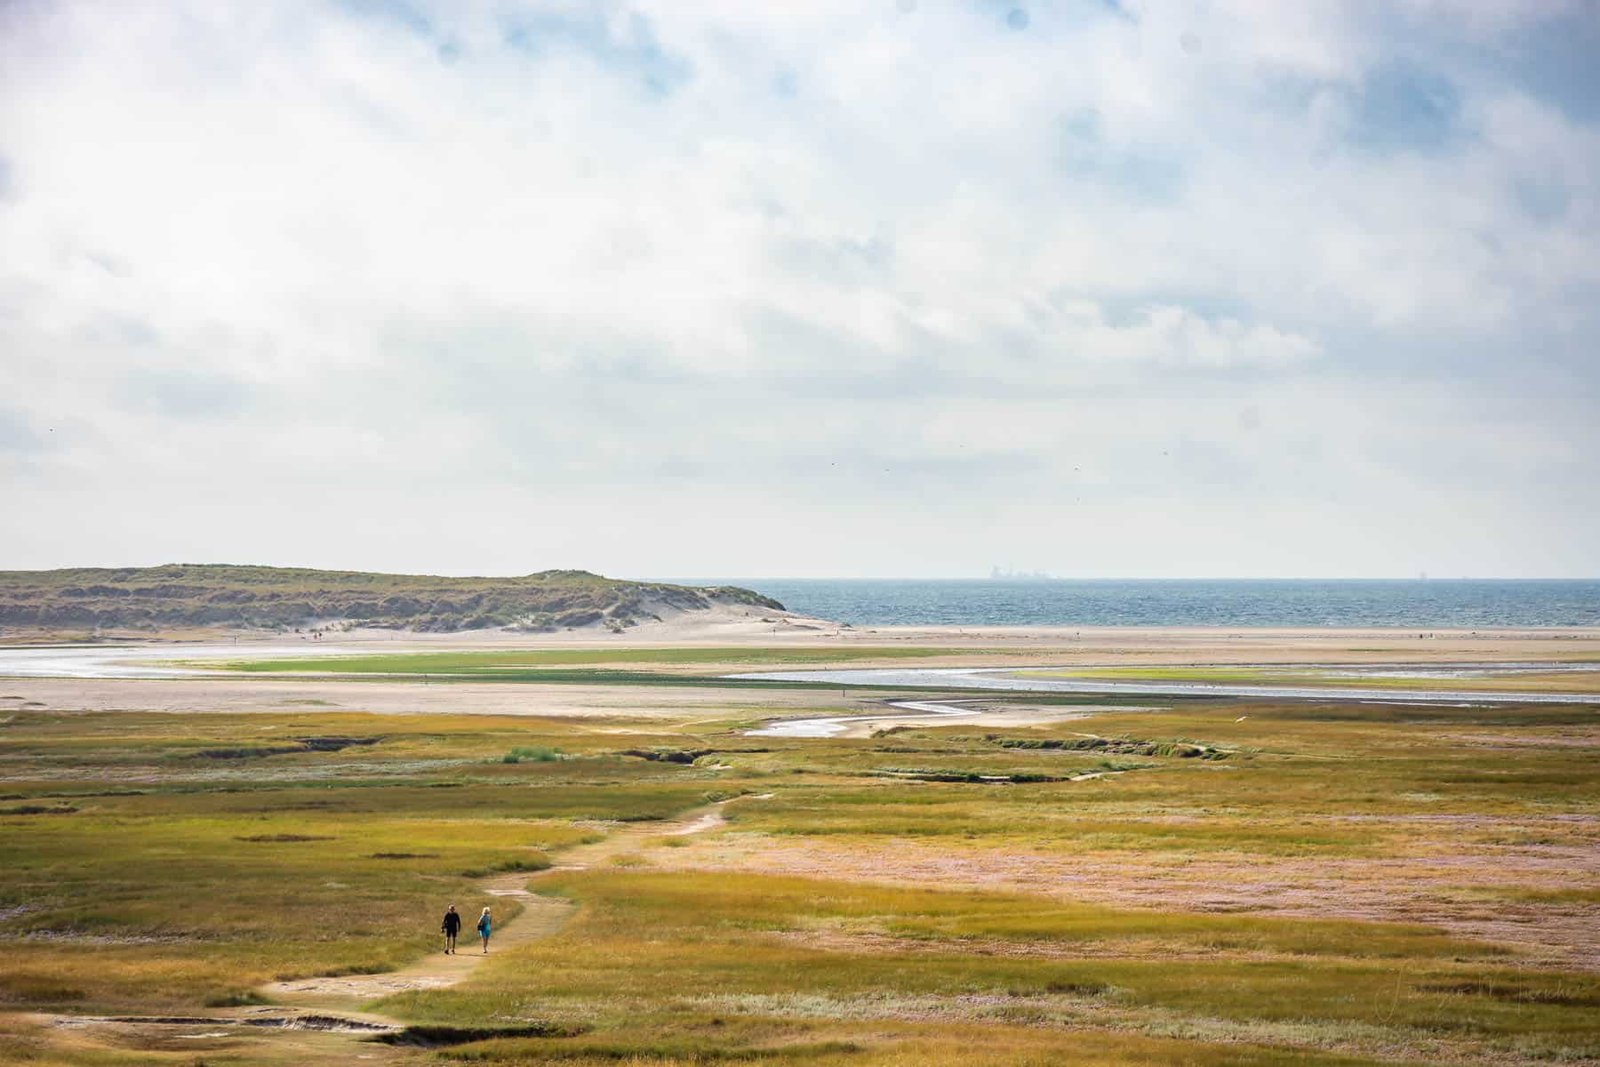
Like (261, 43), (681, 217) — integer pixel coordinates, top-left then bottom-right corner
(822, 705), (1133, 739)
(818, 624), (1600, 666)
(298, 620), (1600, 665)
(509, 616), (1600, 664)
(0, 676), (843, 720)
(753, 700), (1164, 739)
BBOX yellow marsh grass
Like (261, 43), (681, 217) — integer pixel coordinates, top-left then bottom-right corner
(1, 694), (1596, 1064)
(380, 868), (1599, 1061)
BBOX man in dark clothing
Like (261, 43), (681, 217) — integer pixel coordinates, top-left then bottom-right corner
(441, 904), (462, 954)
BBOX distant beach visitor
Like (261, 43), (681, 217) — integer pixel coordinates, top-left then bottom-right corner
(441, 904), (461, 954)
(477, 906), (492, 953)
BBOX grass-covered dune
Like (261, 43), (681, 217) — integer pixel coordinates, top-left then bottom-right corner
(0, 563), (784, 633)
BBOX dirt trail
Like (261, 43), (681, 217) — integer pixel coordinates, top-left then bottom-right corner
(37, 799), (749, 1061)
(260, 798), (741, 1016)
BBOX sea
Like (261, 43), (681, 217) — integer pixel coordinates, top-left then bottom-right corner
(675, 579), (1600, 629)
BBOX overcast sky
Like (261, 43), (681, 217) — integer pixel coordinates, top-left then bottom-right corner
(2, 1), (1597, 579)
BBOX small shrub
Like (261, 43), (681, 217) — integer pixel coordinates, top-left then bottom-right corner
(501, 746), (563, 764)
(236, 834), (335, 843)
(622, 747), (713, 764)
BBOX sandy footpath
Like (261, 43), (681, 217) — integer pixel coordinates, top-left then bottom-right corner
(262, 798), (744, 1009)
(37, 801), (751, 1061)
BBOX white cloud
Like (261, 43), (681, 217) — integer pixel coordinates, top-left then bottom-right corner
(0, 0), (1595, 576)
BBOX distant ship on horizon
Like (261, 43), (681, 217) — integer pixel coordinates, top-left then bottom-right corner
(989, 566), (1055, 581)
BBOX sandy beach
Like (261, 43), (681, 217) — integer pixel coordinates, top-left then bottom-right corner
(4, 615), (1598, 718)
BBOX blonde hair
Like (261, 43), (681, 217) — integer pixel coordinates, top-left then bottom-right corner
(481, 907), (491, 915)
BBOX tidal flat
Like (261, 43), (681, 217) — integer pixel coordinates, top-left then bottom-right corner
(0, 629), (1597, 1065)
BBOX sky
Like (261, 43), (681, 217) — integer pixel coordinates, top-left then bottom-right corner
(2, 0), (1598, 579)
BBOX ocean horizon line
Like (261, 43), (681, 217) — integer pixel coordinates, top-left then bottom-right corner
(670, 576), (1600, 584)
(665, 577), (1600, 630)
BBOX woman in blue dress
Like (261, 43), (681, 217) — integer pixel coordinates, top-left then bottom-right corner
(476, 906), (492, 953)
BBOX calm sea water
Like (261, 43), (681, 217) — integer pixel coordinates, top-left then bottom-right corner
(680, 579), (1600, 629)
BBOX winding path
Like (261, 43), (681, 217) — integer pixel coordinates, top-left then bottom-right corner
(50, 798), (743, 1055)
(260, 800), (737, 1021)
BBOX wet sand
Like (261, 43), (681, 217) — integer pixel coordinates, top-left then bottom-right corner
(2, 624), (1596, 724)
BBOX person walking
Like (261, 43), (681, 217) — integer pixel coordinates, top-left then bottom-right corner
(476, 906), (492, 953)
(441, 904), (461, 954)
